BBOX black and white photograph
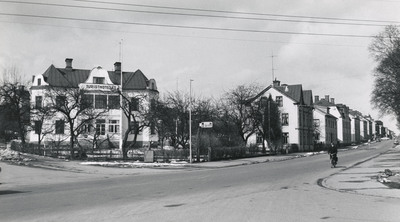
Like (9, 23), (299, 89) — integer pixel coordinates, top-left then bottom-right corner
(1, 0), (400, 221)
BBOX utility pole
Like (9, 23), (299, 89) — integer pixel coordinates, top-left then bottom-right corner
(119, 39), (123, 150)
(189, 79), (193, 163)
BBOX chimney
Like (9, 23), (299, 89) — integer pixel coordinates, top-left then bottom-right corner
(331, 98), (335, 104)
(273, 79), (280, 87)
(65, 58), (73, 69)
(315, 95), (319, 102)
(325, 95), (330, 102)
(114, 62), (121, 73)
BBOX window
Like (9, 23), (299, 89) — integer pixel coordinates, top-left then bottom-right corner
(108, 95), (120, 109)
(282, 113), (289, 126)
(34, 121), (42, 134)
(256, 133), (263, 144)
(56, 96), (66, 107)
(282, 133), (289, 144)
(95, 95), (107, 109)
(150, 123), (156, 135)
(82, 94), (94, 109)
(37, 78), (41, 86)
(96, 119), (106, 135)
(35, 96), (42, 109)
(55, 120), (65, 134)
(130, 98), (139, 111)
(314, 119), (320, 127)
(276, 96), (283, 107)
(93, 77), (105, 84)
(129, 121), (141, 134)
(108, 120), (119, 133)
(82, 120), (94, 133)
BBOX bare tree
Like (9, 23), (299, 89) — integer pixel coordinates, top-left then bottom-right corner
(31, 104), (55, 154)
(46, 87), (107, 159)
(219, 83), (261, 145)
(369, 25), (400, 126)
(117, 90), (157, 159)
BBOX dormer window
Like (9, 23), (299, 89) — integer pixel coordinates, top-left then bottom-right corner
(38, 78), (41, 86)
(93, 77), (105, 84)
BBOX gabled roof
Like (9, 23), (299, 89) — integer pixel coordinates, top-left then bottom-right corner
(275, 84), (304, 104)
(303, 90), (313, 106)
(42, 65), (151, 90)
(315, 106), (337, 119)
(249, 83), (306, 105)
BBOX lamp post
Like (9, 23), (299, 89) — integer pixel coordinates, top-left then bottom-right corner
(189, 79), (193, 163)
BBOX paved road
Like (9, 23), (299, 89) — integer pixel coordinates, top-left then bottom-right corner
(0, 141), (399, 222)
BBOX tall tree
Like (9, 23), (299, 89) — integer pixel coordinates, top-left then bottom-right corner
(253, 95), (282, 153)
(47, 87), (107, 159)
(219, 84), (261, 144)
(0, 82), (30, 144)
(118, 90), (157, 159)
(369, 25), (400, 127)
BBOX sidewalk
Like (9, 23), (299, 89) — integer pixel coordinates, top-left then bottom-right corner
(322, 146), (400, 199)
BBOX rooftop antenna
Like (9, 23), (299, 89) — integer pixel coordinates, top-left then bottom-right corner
(271, 51), (277, 83)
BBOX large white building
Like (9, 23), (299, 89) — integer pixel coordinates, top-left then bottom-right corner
(29, 58), (159, 149)
(247, 80), (314, 152)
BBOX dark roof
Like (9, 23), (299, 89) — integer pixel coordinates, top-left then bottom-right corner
(303, 90), (313, 106)
(248, 83), (305, 105)
(314, 98), (334, 107)
(275, 84), (304, 104)
(42, 65), (149, 90)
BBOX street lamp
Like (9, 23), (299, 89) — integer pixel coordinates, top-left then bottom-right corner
(189, 79), (193, 163)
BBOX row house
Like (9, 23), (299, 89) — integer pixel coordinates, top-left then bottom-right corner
(29, 58), (159, 148)
(314, 96), (352, 145)
(349, 110), (361, 144)
(313, 105), (338, 145)
(247, 80), (314, 152)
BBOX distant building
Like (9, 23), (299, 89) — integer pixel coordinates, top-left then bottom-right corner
(313, 105), (338, 146)
(314, 96), (351, 145)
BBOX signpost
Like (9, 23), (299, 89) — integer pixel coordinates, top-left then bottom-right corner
(199, 122), (213, 128)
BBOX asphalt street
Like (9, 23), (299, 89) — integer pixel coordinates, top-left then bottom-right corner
(0, 141), (399, 222)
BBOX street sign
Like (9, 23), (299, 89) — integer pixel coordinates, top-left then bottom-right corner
(199, 121), (213, 128)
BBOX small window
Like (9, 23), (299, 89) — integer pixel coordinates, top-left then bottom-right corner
(93, 77), (105, 84)
(282, 113), (289, 126)
(130, 98), (139, 111)
(82, 94), (94, 109)
(35, 96), (42, 109)
(108, 95), (120, 109)
(34, 121), (42, 134)
(37, 78), (42, 86)
(276, 96), (283, 107)
(108, 120), (120, 133)
(282, 133), (289, 144)
(55, 120), (65, 134)
(95, 95), (107, 109)
(56, 96), (66, 107)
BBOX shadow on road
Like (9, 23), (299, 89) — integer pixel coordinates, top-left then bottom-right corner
(0, 190), (28, 195)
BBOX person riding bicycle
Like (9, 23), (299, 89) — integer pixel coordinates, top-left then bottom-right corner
(328, 143), (338, 165)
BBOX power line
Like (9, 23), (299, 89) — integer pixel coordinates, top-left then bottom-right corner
(69, 0), (400, 24)
(0, 12), (376, 38)
(0, 19), (368, 48)
(0, 0), (396, 27)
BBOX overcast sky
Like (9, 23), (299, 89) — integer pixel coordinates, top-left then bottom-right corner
(1, 0), (400, 133)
